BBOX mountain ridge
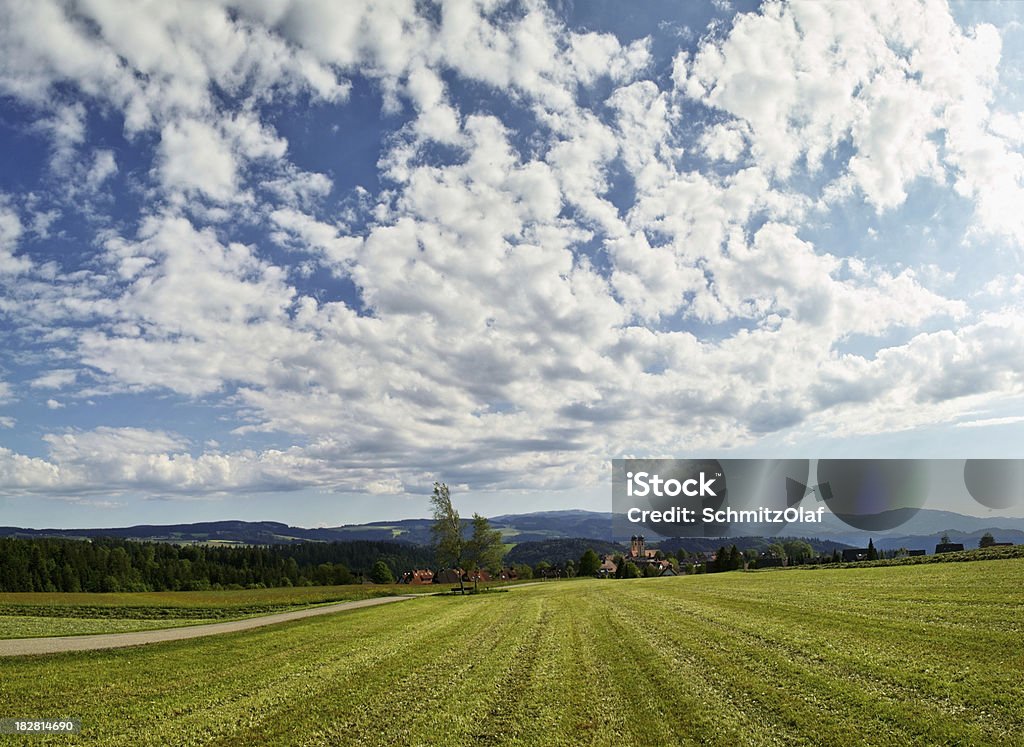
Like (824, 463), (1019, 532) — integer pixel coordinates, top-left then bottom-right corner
(2, 506), (1022, 548)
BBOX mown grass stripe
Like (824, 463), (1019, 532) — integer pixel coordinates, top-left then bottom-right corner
(1, 561), (1020, 746)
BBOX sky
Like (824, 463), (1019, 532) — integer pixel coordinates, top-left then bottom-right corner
(2, 0), (1024, 528)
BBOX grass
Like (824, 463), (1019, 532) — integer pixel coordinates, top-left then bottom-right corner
(0, 616), (217, 638)
(0, 582), (438, 610)
(1, 561), (1022, 745)
(0, 583), (445, 638)
(773, 543), (1024, 571)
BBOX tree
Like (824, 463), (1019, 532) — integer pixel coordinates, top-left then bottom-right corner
(370, 560), (394, 584)
(979, 532), (995, 548)
(727, 545), (742, 571)
(430, 482), (466, 594)
(867, 538), (878, 561)
(513, 563), (533, 580)
(621, 561), (641, 579)
(783, 540), (814, 565)
(940, 533), (951, 544)
(579, 549), (601, 577)
(612, 554), (626, 578)
(743, 548), (759, 567)
(465, 513), (504, 591)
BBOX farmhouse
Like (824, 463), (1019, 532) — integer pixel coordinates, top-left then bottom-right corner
(427, 567), (517, 584)
(399, 569), (434, 585)
(842, 548), (869, 562)
(434, 568), (464, 584)
(935, 542), (965, 553)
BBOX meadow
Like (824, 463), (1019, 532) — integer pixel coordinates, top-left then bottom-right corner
(1, 561), (1022, 745)
(0, 583), (441, 638)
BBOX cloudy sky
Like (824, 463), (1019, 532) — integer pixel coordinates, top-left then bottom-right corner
(2, 0), (1024, 528)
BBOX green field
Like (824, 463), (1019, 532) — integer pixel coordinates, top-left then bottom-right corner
(1, 561), (1022, 745)
(0, 584), (444, 639)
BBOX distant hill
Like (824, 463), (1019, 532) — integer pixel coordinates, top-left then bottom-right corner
(1, 507), (1021, 552)
(0, 520), (337, 545)
(0, 510), (617, 546)
(504, 538), (623, 567)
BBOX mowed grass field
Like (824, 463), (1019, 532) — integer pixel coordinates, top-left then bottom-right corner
(2, 561), (1022, 746)
(0, 584), (443, 639)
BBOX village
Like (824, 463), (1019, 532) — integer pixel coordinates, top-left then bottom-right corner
(399, 531), (1020, 586)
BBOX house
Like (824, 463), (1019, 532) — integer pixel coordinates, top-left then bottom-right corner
(598, 556), (617, 576)
(399, 569), (435, 585)
(434, 568), (464, 584)
(842, 548), (870, 562)
(434, 568), (494, 584)
(935, 543), (965, 554)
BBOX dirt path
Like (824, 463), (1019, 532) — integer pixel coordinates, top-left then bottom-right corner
(0, 595), (417, 657)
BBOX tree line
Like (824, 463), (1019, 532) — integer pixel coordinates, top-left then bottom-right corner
(0, 536), (434, 592)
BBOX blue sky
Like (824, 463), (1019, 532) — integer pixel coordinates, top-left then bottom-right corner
(2, 0), (1024, 528)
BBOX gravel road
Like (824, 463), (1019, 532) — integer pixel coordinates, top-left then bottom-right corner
(0, 595), (416, 657)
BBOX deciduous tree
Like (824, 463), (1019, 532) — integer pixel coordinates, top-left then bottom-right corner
(430, 482), (466, 594)
(370, 560), (394, 584)
(465, 513), (504, 591)
(578, 549), (601, 576)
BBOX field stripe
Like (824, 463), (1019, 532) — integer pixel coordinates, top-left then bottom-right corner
(1, 564), (1021, 745)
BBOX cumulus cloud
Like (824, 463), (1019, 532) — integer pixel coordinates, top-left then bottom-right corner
(157, 119), (239, 203)
(85, 149), (118, 190)
(0, 0), (1022, 506)
(31, 370), (78, 390)
(0, 201), (31, 275)
(680, 0), (1022, 229)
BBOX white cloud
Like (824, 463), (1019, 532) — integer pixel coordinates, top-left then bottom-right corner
(86, 149), (118, 190)
(1, 0), (1023, 505)
(680, 0), (1023, 230)
(157, 119), (239, 203)
(955, 415), (1024, 428)
(0, 202), (31, 275)
(270, 208), (361, 270)
(31, 369), (78, 389)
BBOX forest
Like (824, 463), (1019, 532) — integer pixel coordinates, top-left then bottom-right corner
(0, 537), (434, 592)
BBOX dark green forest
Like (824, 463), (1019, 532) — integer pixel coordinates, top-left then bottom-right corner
(0, 537), (434, 592)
